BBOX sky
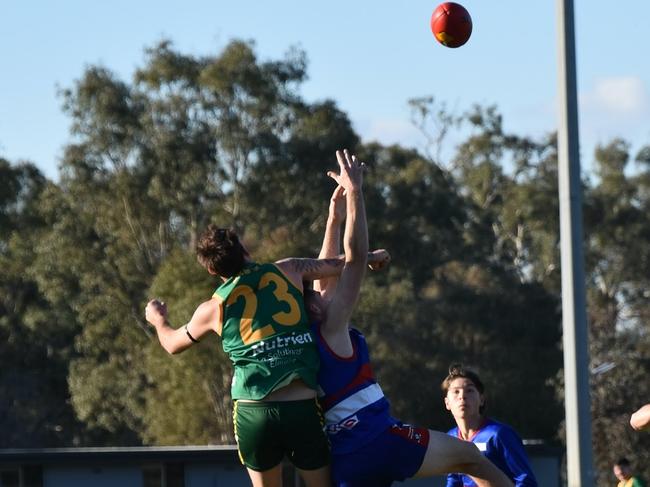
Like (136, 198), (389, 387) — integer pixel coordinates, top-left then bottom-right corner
(2, 0), (649, 181)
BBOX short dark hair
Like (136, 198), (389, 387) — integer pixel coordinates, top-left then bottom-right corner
(615, 458), (631, 467)
(441, 363), (486, 414)
(196, 225), (247, 278)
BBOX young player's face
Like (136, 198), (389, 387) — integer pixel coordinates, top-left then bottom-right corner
(613, 464), (630, 481)
(444, 378), (484, 420)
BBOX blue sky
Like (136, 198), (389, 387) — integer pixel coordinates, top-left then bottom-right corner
(2, 0), (649, 180)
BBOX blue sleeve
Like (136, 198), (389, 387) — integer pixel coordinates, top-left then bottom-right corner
(494, 426), (538, 487)
(446, 473), (463, 487)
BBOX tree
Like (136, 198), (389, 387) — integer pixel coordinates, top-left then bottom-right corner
(37, 38), (361, 445)
(0, 159), (85, 447)
(4, 38), (599, 460)
(143, 249), (234, 445)
(348, 136), (563, 440)
(580, 140), (650, 484)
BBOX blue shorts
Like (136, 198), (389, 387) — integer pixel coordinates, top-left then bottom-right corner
(331, 423), (430, 487)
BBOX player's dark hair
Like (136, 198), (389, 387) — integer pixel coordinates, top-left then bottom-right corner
(615, 458), (631, 467)
(196, 225), (248, 278)
(441, 363), (486, 414)
(303, 284), (322, 302)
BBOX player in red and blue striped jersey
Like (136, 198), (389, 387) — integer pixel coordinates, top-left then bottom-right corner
(304, 150), (513, 487)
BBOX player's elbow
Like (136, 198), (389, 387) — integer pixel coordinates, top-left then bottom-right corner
(630, 405), (650, 430)
(630, 415), (644, 431)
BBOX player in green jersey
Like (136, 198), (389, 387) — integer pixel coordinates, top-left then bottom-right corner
(613, 458), (646, 487)
(145, 149), (387, 487)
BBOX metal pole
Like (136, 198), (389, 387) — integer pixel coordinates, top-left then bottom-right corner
(556, 0), (595, 485)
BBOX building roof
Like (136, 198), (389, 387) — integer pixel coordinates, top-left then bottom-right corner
(0, 445), (240, 466)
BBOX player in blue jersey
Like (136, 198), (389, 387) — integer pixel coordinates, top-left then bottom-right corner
(442, 364), (538, 487)
(303, 149), (513, 487)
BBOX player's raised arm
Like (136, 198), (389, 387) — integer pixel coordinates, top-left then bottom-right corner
(313, 184), (346, 299)
(277, 250), (389, 291)
(275, 171), (387, 293)
(320, 150), (367, 342)
(275, 255), (345, 288)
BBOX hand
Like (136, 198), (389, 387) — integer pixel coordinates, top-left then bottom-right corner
(145, 299), (168, 328)
(368, 249), (390, 271)
(327, 149), (366, 193)
(328, 185), (347, 223)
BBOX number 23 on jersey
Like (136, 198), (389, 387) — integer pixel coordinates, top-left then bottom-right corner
(224, 271), (303, 345)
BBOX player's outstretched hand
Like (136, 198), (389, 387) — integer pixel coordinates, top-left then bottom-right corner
(327, 149), (366, 193)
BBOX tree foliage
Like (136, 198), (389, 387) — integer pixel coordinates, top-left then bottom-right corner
(1, 39), (648, 482)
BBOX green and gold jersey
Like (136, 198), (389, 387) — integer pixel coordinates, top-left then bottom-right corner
(213, 262), (320, 400)
(618, 478), (646, 487)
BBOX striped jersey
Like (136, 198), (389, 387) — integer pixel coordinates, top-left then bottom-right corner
(311, 324), (395, 454)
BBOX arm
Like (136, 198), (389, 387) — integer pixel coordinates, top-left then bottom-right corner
(275, 161), (386, 291)
(145, 298), (219, 354)
(320, 150), (368, 354)
(275, 255), (345, 289)
(314, 185), (346, 299)
(276, 250), (388, 289)
(313, 186), (390, 298)
(630, 403), (650, 431)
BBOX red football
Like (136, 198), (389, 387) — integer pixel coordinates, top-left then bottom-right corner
(431, 2), (472, 48)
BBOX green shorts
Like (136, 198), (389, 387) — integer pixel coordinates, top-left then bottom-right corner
(233, 398), (330, 472)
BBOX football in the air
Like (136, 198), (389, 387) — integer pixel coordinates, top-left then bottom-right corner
(431, 2), (472, 48)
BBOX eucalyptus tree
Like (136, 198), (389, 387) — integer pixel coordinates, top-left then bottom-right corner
(0, 160), (85, 446)
(581, 140), (650, 483)
(42, 39), (361, 444)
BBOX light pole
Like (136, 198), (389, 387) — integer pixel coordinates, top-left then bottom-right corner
(556, 0), (595, 485)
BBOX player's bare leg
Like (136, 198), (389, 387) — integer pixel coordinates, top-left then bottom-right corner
(246, 464), (282, 487)
(414, 430), (513, 487)
(246, 463), (330, 487)
(296, 465), (331, 487)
